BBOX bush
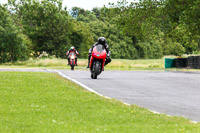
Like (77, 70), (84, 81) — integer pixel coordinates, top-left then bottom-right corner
(136, 41), (163, 59)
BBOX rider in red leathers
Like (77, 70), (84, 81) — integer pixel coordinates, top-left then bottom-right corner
(66, 46), (79, 66)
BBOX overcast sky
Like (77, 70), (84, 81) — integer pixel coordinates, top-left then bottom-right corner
(0, 0), (136, 10)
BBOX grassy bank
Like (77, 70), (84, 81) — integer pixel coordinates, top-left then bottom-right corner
(106, 59), (164, 70)
(0, 72), (200, 132)
(0, 58), (164, 70)
(1, 57), (200, 71)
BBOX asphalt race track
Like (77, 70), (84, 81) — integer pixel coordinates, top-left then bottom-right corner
(58, 69), (200, 122)
(1, 68), (200, 122)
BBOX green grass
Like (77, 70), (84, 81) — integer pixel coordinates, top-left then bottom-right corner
(0, 58), (165, 70)
(106, 59), (164, 70)
(0, 72), (200, 132)
(0, 58), (87, 70)
(1, 57), (200, 72)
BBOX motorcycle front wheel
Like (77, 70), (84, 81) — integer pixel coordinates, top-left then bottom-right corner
(91, 61), (100, 79)
(91, 73), (97, 79)
(71, 61), (75, 71)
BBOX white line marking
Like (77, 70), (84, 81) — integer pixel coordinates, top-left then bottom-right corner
(191, 121), (198, 123)
(54, 70), (111, 99)
(149, 110), (161, 114)
(123, 102), (131, 106)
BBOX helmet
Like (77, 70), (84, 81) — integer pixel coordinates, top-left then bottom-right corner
(70, 46), (75, 50)
(98, 37), (106, 45)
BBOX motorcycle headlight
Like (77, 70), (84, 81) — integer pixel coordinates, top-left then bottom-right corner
(71, 56), (75, 59)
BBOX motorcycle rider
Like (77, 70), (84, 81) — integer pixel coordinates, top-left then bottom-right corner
(66, 46), (79, 66)
(87, 37), (111, 68)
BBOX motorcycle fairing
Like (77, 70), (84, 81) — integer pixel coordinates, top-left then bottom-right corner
(90, 44), (107, 73)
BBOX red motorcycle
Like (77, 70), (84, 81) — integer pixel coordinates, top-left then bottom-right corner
(89, 44), (107, 79)
(68, 52), (77, 71)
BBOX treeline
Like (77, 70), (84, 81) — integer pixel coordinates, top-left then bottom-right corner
(107, 0), (200, 57)
(0, 0), (199, 62)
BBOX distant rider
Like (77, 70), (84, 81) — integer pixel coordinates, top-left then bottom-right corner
(87, 37), (111, 68)
(66, 46), (79, 66)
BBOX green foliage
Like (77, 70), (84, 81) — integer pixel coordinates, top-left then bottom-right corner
(12, 0), (73, 57)
(1, 0), (200, 62)
(70, 21), (93, 58)
(0, 5), (30, 63)
(107, 0), (199, 57)
(71, 7), (97, 22)
(136, 41), (162, 59)
(79, 11), (139, 59)
(170, 42), (186, 56)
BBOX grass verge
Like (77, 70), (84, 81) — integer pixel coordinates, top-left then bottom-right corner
(1, 56), (200, 71)
(0, 72), (200, 132)
(0, 58), (165, 70)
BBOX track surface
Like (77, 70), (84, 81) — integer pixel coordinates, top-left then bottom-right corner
(58, 69), (200, 122)
(1, 68), (200, 122)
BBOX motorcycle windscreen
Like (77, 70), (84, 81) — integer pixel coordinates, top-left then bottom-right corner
(92, 45), (107, 59)
(69, 53), (75, 56)
(70, 53), (76, 59)
(95, 44), (105, 53)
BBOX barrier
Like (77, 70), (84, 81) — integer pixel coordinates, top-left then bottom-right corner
(165, 58), (175, 68)
(165, 56), (200, 69)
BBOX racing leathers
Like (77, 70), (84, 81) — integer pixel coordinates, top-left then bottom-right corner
(66, 49), (79, 65)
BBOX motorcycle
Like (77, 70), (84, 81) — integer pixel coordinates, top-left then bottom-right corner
(89, 44), (107, 79)
(68, 52), (77, 71)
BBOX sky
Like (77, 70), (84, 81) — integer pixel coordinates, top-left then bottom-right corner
(0, 0), (136, 10)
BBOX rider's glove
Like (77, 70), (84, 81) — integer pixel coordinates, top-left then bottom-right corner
(107, 51), (111, 57)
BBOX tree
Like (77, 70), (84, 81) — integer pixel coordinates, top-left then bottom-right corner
(9, 0), (73, 57)
(0, 5), (30, 62)
(69, 20), (94, 58)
